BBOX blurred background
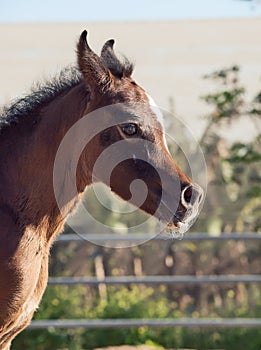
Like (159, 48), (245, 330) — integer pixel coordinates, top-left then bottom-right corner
(0, 1), (260, 349)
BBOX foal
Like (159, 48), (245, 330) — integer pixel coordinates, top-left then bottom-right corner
(0, 31), (203, 349)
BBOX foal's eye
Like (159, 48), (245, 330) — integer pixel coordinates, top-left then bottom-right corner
(121, 123), (138, 136)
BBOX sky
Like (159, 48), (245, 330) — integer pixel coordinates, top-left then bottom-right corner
(1, 0), (261, 22)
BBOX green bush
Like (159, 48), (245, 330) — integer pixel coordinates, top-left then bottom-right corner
(13, 284), (261, 350)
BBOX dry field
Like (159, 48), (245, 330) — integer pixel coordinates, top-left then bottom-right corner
(0, 18), (261, 141)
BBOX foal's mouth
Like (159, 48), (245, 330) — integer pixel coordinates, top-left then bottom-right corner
(160, 211), (192, 234)
(155, 199), (187, 233)
(164, 213), (196, 237)
(156, 188), (204, 236)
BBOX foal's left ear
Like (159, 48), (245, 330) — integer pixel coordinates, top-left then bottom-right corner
(101, 39), (133, 78)
(77, 30), (112, 94)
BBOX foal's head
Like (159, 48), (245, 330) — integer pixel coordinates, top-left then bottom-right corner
(77, 30), (203, 234)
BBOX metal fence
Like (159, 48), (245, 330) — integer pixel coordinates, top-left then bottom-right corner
(29, 232), (261, 330)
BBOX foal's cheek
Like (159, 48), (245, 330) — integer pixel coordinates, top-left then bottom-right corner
(99, 127), (120, 147)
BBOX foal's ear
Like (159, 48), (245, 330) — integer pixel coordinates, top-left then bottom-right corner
(101, 39), (133, 78)
(77, 30), (112, 93)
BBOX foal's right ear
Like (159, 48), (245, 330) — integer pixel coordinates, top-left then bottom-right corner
(77, 30), (112, 93)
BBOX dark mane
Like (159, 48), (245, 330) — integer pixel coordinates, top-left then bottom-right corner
(0, 66), (82, 133)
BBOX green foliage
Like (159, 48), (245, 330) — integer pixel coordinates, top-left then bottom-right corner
(13, 284), (261, 350)
(197, 65), (261, 234)
(226, 139), (261, 164)
(202, 65), (244, 120)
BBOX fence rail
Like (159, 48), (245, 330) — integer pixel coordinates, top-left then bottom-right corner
(56, 232), (261, 242)
(29, 232), (261, 330)
(48, 274), (261, 286)
(29, 318), (261, 329)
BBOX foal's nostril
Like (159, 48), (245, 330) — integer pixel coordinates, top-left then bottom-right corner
(181, 184), (204, 208)
(182, 185), (193, 205)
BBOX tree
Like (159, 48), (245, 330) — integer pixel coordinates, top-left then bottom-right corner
(195, 65), (261, 233)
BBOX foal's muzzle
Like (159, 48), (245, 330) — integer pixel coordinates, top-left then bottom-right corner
(171, 183), (204, 229)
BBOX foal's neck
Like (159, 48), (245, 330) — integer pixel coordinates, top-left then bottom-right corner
(2, 82), (90, 243)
